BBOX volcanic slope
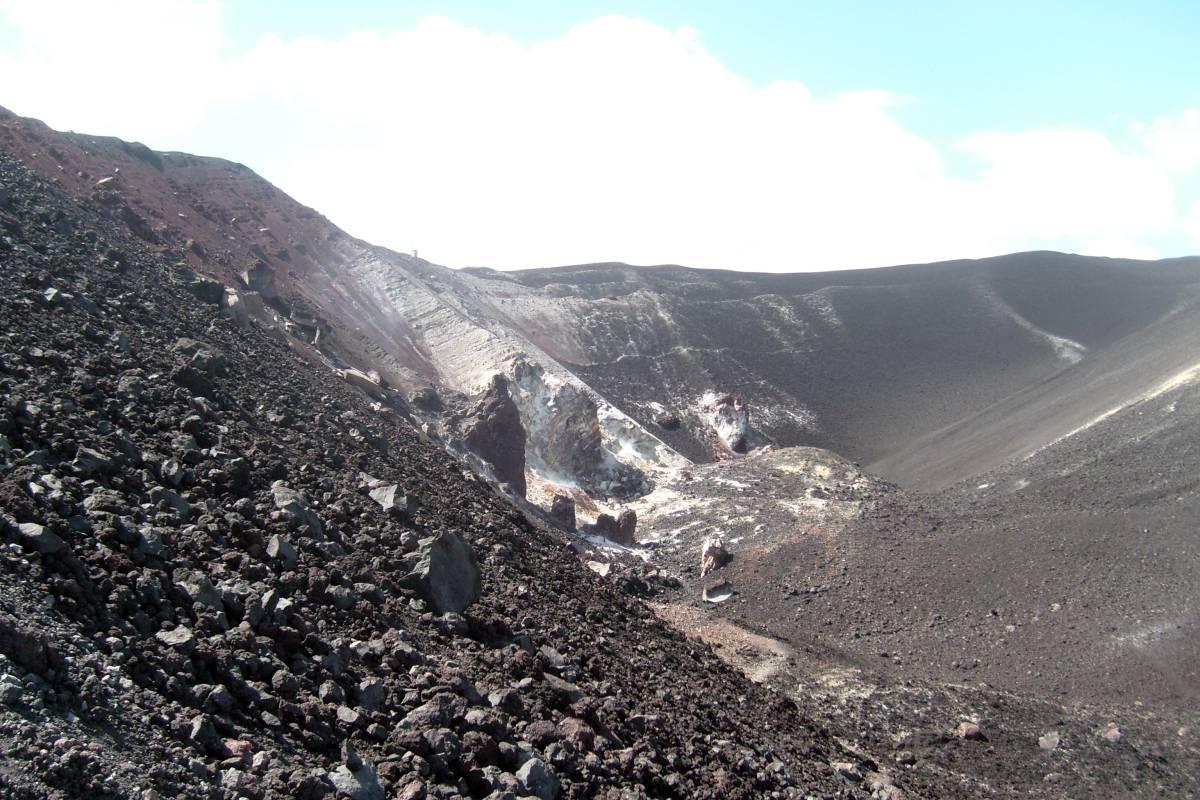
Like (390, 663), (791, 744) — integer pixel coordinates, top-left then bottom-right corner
(8, 105), (1200, 498)
(481, 254), (1200, 471)
(636, 389), (1200, 709)
(0, 153), (876, 798)
(629, 436), (1200, 797)
(872, 289), (1200, 488)
(0, 106), (691, 499)
(4, 107), (1200, 797)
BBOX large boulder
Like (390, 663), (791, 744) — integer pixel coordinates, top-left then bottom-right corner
(591, 512), (635, 546)
(340, 368), (386, 400)
(617, 509), (637, 544)
(549, 494), (576, 531)
(400, 531), (481, 614)
(239, 261), (277, 301)
(460, 374), (527, 497)
(700, 536), (731, 576)
(706, 393), (752, 454)
(511, 360), (607, 485)
(178, 269), (226, 305)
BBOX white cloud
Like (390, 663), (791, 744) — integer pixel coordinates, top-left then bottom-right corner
(1182, 201), (1200, 242)
(0, 0), (226, 142)
(1, 2), (1197, 270)
(1138, 109), (1200, 175)
(1081, 238), (1160, 261)
(957, 128), (1176, 242)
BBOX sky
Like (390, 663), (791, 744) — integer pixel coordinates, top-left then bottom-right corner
(1, 1), (1199, 272)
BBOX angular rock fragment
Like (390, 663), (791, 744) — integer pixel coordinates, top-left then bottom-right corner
(516, 757), (560, 800)
(271, 481), (325, 538)
(368, 483), (416, 519)
(156, 626), (197, 654)
(171, 365), (214, 398)
(591, 512), (635, 545)
(327, 760), (384, 800)
(706, 393), (752, 454)
(17, 522), (64, 554)
(399, 531), (481, 614)
(266, 534), (298, 570)
(188, 715), (222, 755)
(72, 445), (112, 476)
(0, 613), (53, 673)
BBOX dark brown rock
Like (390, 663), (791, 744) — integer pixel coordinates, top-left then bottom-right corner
(459, 374), (527, 497)
(549, 494), (576, 531)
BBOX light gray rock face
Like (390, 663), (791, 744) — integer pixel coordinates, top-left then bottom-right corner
(400, 531), (481, 614)
(706, 394), (752, 454)
(510, 360), (608, 486)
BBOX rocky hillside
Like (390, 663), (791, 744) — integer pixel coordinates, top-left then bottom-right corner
(3, 107), (1200, 799)
(0, 152), (878, 798)
(7, 104), (1200, 503)
(0, 107), (689, 514)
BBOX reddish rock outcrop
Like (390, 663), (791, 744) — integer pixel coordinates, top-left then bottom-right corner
(460, 374), (527, 497)
(591, 509), (637, 545)
(700, 536), (732, 576)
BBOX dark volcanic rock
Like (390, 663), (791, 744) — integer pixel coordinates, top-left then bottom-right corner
(616, 509), (637, 544)
(548, 494), (576, 531)
(588, 510), (637, 545)
(399, 530), (482, 614)
(460, 374), (527, 497)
